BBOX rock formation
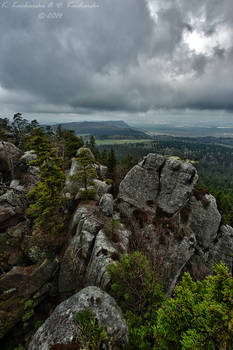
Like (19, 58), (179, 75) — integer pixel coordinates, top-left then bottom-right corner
(28, 286), (128, 350)
(0, 147), (233, 349)
(117, 153), (233, 292)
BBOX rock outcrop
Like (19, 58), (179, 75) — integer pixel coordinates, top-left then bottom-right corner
(100, 193), (114, 216)
(59, 206), (102, 296)
(28, 286), (128, 350)
(0, 187), (27, 231)
(0, 142), (22, 183)
(118, 153), (198, 216)
(117, 153), (233, 294)
(59, 204), (130, 296)
(1, 149), (233, 348)
(0, 258), (59, 339)
(64, 148), (110, 202)
(0, 142), (39, 191)
(184, 194), (221, 248)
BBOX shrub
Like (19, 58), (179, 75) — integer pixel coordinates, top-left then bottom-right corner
(77, 188), (97, 201)
(107, 252), (165, 349)
(154, 262), (233, 350)
(74, 308), (108, 350)
(103, 218), (120, 243)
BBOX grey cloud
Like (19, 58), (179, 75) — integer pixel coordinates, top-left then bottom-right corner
(0, 0), (233, 119)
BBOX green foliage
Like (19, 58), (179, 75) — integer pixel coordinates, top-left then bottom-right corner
(215, 190), (233, 226)
(26, 127), (54, 165)
(27, 156), (65, 234)
(107, 148), (117, 178)
(22, 299), (36, 329)
(24, 299), (34, 311)
(86, 135), (99, 159)
(34, 320), (44, 330)
(108, 252), (165, 349)
(104, 218), (120, 243)
(62, 130), (84, 160)
(77, 187), (97, 201)
(154, 263), (233, 350)
(26, 130), (66, 234)
(197, 183), (233, 226)
(14, 345), (25, 350)
(106, 178), (113, 185)
(12, 113), (39, 148)
(69, 148), (97, 194)
(74, 308), (108, 350)
(0, 117), (12, 141)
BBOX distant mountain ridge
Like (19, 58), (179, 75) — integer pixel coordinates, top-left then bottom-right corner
(50, 120), (150, 139)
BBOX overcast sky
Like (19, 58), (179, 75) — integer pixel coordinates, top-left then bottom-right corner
(0, 0), (233, 125)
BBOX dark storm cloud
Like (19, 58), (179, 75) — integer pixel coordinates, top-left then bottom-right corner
(0, 0), (233, 119)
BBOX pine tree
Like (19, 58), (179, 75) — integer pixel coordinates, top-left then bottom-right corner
(26, 128), (66, 234)
(27, 156), (65, 234)
(26, 127), (54, 166)
(107, 148), (117, 179)
(69, 148), (97, 199)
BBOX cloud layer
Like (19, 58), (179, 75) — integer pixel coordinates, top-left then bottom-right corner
(0, 0), (233, 121)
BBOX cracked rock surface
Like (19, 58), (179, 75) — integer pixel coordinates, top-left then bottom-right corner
(28, 286), (128, 350)
(118, 153), (198, 216)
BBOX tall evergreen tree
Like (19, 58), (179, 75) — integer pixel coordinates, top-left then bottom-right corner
(107, 148), (117, 179)
(26, 128), (66, 234)
(70, 148), (97, 191)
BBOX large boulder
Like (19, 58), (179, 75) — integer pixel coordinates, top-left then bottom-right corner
(0, 142), (22, 182)
(185, 194), (221, 248)
(0, 188), (27, 231)
(18, 150), (40, 190)
(118, 154), (198, 216)
(28, 286), (128, 350)
(100, 193), (114, 216)
(207, 224), (233, 273)
(186, 224), (233, 280)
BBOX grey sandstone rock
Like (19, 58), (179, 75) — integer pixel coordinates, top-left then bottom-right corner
(156, 157), (198, 214)
(59, 206), (102, 295)
(20, 150), (37, 164)
(207, 224), (233, 273)
(28, 286), (128, 350)
(118, 153), (198, 216)
(98, 164), (108, 178)
(100, 193), (114, 216)
(186, 194), (221, 248)
(139, 222), (196, 295)
(64, 157), (78, 192)
(94, 179), (111, 198)
(9, 179), (20, 188)
(0, 188), (27, 227)
(119, 163), (160, 206)
(86, 230), (118, 289)
(0, 142), (22, 178)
